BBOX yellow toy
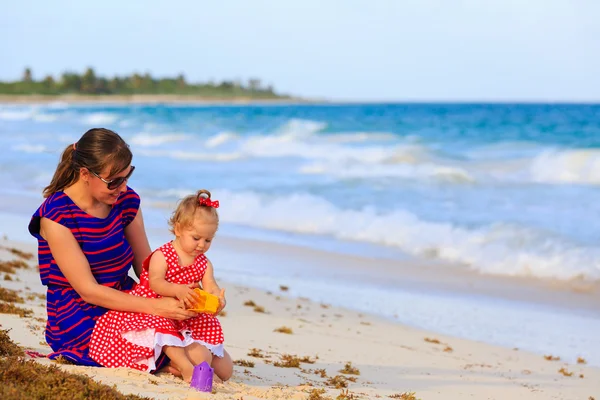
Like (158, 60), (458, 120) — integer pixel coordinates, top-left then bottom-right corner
(188, 288), (219, 315)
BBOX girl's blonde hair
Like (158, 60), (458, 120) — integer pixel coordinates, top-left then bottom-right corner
(168, 189), (219, 234)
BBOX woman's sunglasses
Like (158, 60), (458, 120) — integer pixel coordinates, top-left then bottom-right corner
(90, 166), (135, 190)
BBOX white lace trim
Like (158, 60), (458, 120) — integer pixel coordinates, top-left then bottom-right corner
(121, 328), (225, 372)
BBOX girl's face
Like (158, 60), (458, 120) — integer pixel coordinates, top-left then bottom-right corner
(86, 164), (134, 205)
(174, 213), (218, 258)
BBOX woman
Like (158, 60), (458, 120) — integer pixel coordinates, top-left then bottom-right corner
(29, 127), (197, 367)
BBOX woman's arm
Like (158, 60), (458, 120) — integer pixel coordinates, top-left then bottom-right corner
(124, 208), (152, 278)
(148, 251), (199, 308)
(40, 218), (196, 320)
(201, 258), (226, 312)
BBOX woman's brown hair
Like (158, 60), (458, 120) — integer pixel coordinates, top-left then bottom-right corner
(43, 128), (132, 197)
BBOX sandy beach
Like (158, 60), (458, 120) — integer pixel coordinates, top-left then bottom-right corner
(1, 235), (599, 400)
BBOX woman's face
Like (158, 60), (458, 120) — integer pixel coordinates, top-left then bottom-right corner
(87, 164), (135, 204)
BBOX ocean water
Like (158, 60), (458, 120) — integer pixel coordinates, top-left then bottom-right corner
(1, 102), (599, 364)
(2, 102), (600, 281)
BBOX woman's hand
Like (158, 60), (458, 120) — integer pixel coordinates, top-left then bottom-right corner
(150, 297), (197, 320)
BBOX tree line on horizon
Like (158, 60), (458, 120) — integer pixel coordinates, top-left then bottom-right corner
(0, 67), (286, 98)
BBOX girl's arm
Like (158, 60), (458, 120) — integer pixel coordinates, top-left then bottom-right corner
(147, 251), (199, 308)
(201, 258), (226, 312)
(124, 208), (152, 278)
(40, 218), (196, 320)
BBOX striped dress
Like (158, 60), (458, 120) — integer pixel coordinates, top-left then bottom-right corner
(28, 187), (142, 366)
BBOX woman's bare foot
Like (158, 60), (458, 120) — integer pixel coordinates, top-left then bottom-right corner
(155, 363), (183, 378)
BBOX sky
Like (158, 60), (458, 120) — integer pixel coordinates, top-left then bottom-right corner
(1, 0), (599, 102)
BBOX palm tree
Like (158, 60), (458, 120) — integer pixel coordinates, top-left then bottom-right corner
(22, 67), (32, 83)
(82, 67), (97, 93)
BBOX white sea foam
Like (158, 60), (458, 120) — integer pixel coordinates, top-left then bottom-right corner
(12, 144), (48, 153)
(136, 149), (243, 162)
(128, 127), (600, 187)
(0, 110), (33, 121)
(47, 101), (69, 109)
(204, 131), (239, 148)
(299, 162), (474, 183)
(130, 132), (191, 146)
(81, 112), (119, 125)
(118, 119), (136, 128)
(323, 132), (397, 143)
(32, 113), (58, 123)
(276, 118), (327, 139)
(291, 139), (600, 186)
(529, 149), (600, 184)
(155, 189), (598, 281)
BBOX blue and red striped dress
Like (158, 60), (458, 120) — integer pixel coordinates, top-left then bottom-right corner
(28, 187), (141, 366)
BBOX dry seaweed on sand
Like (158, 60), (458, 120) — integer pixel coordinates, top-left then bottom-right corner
(247, 348), (265, 358)
(0, 246), (34, 260)
(273, 353), (315, 368)
(1, 328), (147, 399)
(339, 362), (359, 375)
(0, 357), (151, 400)
(0, 287), (24, 303)
(336, 389), (359, 399)
(314, 368), (328, 378)
(558, 367), (573, 377)
(253, 305), (266, 313)
(0, 328), (25, 357)
(544, 354), (560, 361)
(325, 375), (349, 389)
(274, 326), (293, 334)
(389, 392), (420, 400)
(306, 388), (331, 400)
(233, 359), (255, 368)
(0, 301), (33, 317)
(0, 260), (29, 274)
(52, 355), (75, 365)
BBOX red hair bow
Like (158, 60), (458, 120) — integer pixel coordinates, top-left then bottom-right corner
(199, 198), (219, 208)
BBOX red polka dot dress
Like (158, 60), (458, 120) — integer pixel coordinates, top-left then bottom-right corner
(89, 242), (224, 372)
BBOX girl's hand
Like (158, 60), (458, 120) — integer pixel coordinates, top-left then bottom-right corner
(151, 297), (197, 320)
(175, 285), (200, 309)
(217, 288), (226, 314)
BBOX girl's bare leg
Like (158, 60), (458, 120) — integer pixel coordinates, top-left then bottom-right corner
(184, 342), (213, 366)
(163, 346), (194, 383)
(185, 344), (232, 381)
(212, 349), (233, 381)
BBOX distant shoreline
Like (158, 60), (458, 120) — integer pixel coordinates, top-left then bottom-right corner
(0, 94), (318, 105)
(1, 94), (597, 106)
